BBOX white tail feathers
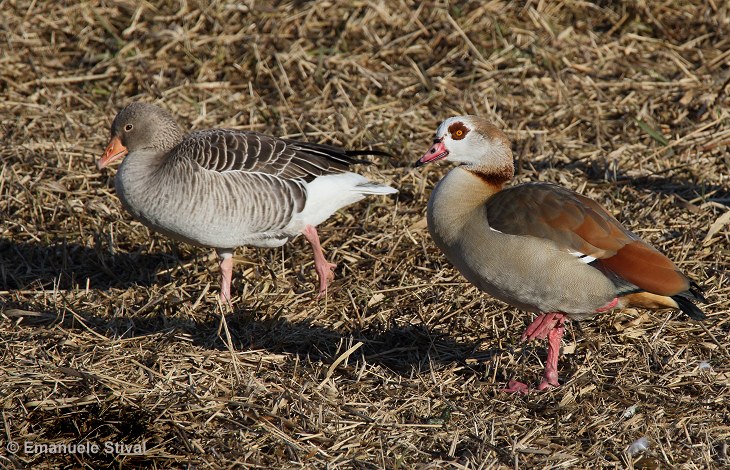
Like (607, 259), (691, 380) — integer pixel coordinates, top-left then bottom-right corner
(354, 182), (398, 195)
(286, 173), (397, 232)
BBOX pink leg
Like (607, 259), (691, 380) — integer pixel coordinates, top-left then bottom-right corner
(505, 312), (567, 393)
(521, 312), (564, 342)
(218, 253), (233, 304)
(302, 225), (336, 298)
(537, 319), (565, 390)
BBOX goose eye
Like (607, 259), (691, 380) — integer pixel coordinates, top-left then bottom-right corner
(124, 124), (133, 132)
(448, 122), (469, 140)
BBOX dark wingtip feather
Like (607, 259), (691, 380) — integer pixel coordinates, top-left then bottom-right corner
(285, 139), (389, 166)
(689, 280), (708, 303)
(345, 148), (393, 164)
(671, 294), (706, 321)
(346, 149), (392, 158)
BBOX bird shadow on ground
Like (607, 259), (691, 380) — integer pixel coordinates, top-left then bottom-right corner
(522, 154), (730, 206)
(1, 296), (506, 380)
(0, 237), (192, 291)
(1, 233), (499, 378)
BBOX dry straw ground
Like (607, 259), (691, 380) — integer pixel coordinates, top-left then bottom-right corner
(1, 0), (729, 468)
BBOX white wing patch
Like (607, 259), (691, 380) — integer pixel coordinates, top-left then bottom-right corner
(569, 251), (597, 264)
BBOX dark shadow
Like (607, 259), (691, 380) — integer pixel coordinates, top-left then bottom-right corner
(566, 158), (730, 206)
(220, 310), (494, 375)
(1, 299), (509, 469)
(0, 298), (500, 379)
(0, 237), (188, 291)
(516, 150), (730, 206)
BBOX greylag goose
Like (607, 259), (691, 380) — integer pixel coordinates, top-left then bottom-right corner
(416, 115), (706, 392)
(98, 102), (397, 303)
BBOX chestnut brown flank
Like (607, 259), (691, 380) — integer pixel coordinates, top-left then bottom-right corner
(598, 242), (690, 296)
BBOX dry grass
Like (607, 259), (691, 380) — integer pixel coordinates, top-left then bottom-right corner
(1, 0), (729, 468)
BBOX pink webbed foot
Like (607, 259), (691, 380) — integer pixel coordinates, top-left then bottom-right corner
(537, 378), (560, 391)
(314, 260), (337, 298)
(302, 225), (336, 298)
(504, 380), (530, 395)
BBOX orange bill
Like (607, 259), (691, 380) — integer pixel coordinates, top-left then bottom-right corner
(97, 136), (128, 169)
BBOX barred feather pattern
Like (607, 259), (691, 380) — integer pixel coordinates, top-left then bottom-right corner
(175, 129), (365, 181)
(110, 103), (390, 251)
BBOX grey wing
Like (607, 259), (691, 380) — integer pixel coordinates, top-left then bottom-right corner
(162, 129), (380, 236)
(175, 129), (367, 182)
(211, 170), (308, 233)
(156, 157), (309, 237)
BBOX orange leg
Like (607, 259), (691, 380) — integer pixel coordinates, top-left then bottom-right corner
(302, 225), (336, 298)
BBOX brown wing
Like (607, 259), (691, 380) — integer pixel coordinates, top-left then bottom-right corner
(174, 129), (378, 182)
(485, 182), (690, 296)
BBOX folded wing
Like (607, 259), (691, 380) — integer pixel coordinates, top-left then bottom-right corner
(485, 183), (691, 297)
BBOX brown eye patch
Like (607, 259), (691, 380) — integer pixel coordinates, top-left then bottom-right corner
(448, 121), (469, 140)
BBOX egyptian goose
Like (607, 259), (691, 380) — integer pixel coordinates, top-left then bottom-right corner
(416, 116), (706, 392)
(98, 102), (397, 303)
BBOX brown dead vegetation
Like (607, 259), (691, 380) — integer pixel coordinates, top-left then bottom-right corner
(1, 1), (729, 468)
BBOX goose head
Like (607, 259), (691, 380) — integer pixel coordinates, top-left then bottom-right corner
(416, 116), (513, 178)
(98, 102), (183, 169)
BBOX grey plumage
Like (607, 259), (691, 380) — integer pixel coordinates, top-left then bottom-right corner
(106, 102), (394, 250)
(100, 102), (397, 300)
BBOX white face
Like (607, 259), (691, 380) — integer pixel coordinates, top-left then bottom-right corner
(419, 115), (509, 169)
(436, 116), (483, 164)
